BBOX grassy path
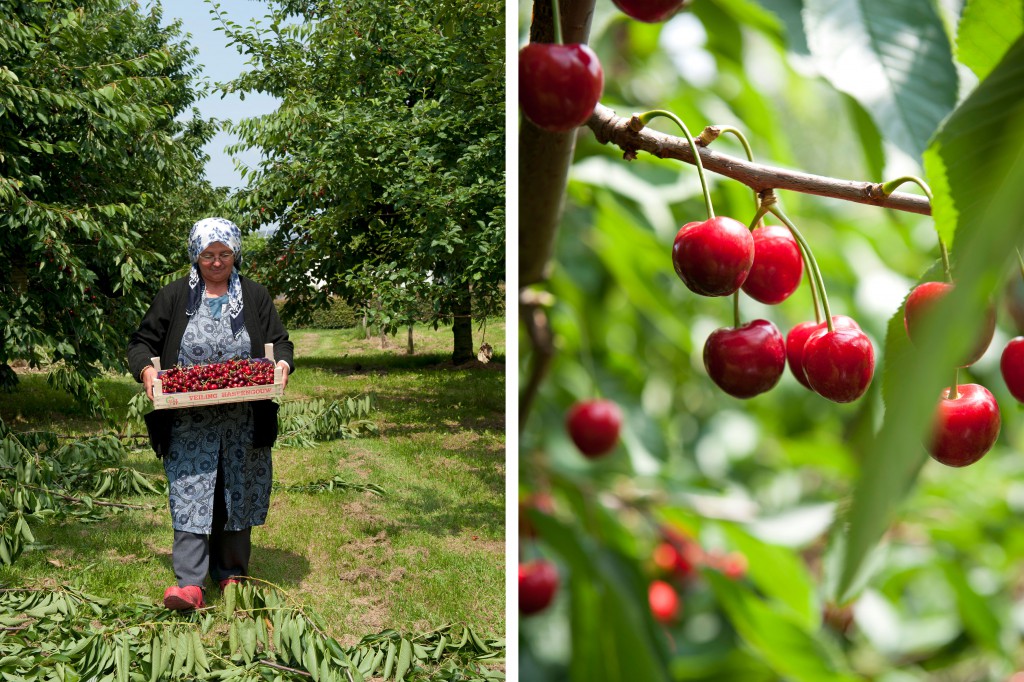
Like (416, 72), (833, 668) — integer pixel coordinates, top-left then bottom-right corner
(0, 323), (506, 647)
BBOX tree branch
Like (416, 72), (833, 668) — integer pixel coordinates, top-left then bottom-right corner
(586, 104), (932, 216)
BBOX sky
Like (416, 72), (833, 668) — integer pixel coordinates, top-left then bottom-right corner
(156, 0), (282, 191)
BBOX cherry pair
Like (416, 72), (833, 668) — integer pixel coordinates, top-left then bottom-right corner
(672, 219), (802, 303)
(904, 281), (1000, 467)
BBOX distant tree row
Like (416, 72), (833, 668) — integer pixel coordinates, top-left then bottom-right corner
(0, 0), (505, 416)
(218, 0), (505, 364)
(0, 0), (220, 414)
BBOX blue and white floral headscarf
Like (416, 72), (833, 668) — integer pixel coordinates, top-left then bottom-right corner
(186, 217), (245, 338)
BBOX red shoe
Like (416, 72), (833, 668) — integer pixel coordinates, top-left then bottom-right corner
(219, 578), (242, 591)
(163, 585), (205, 611)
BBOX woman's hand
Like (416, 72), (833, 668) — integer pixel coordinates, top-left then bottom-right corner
(277, 360), (290, 388)
(141, 366), (157, 401)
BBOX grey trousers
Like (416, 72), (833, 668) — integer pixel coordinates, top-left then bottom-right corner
(172, 458), (251, 588)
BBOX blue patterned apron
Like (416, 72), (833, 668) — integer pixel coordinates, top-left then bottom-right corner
(164, 295), (273, 534)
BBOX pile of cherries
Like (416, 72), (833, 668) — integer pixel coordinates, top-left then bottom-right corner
(159, 358), (276, 393)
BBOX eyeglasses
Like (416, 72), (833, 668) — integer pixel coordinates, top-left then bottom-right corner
(199, 252), (235, 263)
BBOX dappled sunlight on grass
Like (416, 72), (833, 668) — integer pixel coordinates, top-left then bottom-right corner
(0, 326), (506, 643)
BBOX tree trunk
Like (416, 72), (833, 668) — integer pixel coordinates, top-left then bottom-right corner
(520, 0), (596, 287)
(407, 325), (414, 355)
(451, 281), (474, 365)
(363, 309), (370, 339)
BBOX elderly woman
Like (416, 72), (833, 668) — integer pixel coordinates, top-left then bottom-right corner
(128, 217), (294, 611)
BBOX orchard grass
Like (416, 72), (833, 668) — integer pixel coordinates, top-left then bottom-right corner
(0, 319), (506, 647)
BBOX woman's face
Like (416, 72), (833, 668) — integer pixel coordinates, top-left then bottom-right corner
(197, 241), (235, 287)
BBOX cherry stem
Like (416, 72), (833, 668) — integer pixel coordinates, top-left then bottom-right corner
(801, 238), (823, 324)
(550, 0), (564, 45)
(715, 125), (760, 219)
(950, 368), (960, 400)
(1016, 248), (1024, 282)
(766, 196), (833, 332)
(732, 291), (741, 328)
(881, 176), (949, 282)
(635, 110), (715, 220)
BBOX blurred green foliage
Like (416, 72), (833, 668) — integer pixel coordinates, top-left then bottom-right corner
(519, 0), (1024, 679)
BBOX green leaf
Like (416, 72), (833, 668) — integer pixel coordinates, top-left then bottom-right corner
(707, 573), (859, 682)
(394, 638), (411, 681)
(938, 560), (1006, 655)
(533, 513), (671, 682)
(382, 639), (396, 680)
(843, 94), (886, 181)
(925, 35), (1024, 250)
(591, 191), (691, 347)
(720, 523), (820, 631)
(802, 0), (958, 159)
(956, 0), (1024, 80)
(837, 37), (1024, 600)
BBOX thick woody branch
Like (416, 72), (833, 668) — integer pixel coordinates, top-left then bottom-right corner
(519, 0), (598, 288)
(587, 103), (932, 216)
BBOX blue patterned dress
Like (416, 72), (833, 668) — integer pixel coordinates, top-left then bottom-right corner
(164, 296), (274, 534)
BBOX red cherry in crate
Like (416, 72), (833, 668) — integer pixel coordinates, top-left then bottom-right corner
(786, 316), (860, 390)
(648, 580), (681, 623)
(1002, 338), (1024, 403)
(519, 43), (604, 133)
(802, 326), (874, 403)
(519, 560), (559, 615)
(904, 281), (995, 367)
(611, 0), (688, 23)
(929, 383), (1000, 467)
(741, 224), (804, 305)
(703, 319), (786, 398)
(672, 217), (755, 297)
(566, 399), (622, 458)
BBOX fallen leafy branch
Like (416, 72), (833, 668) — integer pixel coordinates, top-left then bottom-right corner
(0, 582), (505, 682)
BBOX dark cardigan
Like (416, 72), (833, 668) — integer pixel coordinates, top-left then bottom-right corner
(127, 274), (294, 455)
(128, 274), (294, 378)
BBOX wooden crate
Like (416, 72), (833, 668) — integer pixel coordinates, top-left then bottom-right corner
(151, 343), (284, 410)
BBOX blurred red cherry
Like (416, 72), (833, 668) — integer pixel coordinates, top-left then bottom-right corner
(520, 560), (559, 615)
(566, 399), (622, 458)
(648, 580), (681, 623)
